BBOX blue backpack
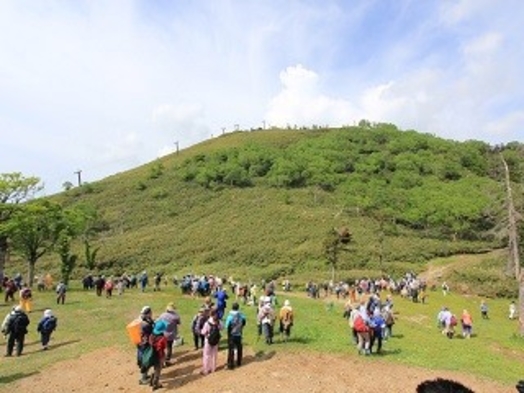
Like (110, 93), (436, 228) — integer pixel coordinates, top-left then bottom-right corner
(42, 316), (57, 333)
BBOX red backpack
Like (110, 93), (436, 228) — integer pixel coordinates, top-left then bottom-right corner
(354, 314), (368, 332)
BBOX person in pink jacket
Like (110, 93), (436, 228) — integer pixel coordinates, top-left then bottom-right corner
(200, 308), (223, 375)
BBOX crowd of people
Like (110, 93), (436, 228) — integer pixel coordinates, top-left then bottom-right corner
(131, 280), (295, 390)
(1, 269), (522, 392)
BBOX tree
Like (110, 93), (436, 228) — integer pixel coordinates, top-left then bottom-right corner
(501, 154), (520, 278)
(323, 227), (352, 282)
(0, 173), (42, 280)
(62, 181), (74, 191)
(7, 200), (63, 286)
(500, 154), (524, 336)
(57, 231), (77, 285)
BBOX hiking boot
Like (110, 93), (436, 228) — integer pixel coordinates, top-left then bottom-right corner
(152, 383), (163, 391)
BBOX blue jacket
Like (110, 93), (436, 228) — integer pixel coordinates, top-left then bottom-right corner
(225, 310), (246, 337)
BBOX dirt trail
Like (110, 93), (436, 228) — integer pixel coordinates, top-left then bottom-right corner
(6, 346), (515, 393)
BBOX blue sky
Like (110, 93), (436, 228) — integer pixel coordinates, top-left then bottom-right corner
(1, 0), (523, 194)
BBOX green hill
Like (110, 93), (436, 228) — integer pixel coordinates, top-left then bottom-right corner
(14, 123), (524, 293)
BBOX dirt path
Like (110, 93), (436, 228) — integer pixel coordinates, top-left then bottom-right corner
(7, 346), (515, 393)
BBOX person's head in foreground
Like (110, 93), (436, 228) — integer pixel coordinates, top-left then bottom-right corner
(416, 378), (474, 393)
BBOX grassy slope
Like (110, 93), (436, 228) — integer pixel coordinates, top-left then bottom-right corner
(0, 279), (522, 390)
(12, 128), (498, 291)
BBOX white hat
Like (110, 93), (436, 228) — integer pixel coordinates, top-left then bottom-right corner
(284, 300), (291, 307)
(14, 305), (22, 312)
(44, 309), (53, 318)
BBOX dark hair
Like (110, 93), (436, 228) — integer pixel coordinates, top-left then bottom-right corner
(416, 378), (475, 393)
(232, 302), (239, 311)
(516, 380), (524, 393)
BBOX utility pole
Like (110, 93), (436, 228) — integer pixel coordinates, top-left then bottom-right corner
(74, 170), (82, 187)
(221, 127), (226, 135)
(174, 141), (179, 155)
(262, 120), (266, 129)
(234, 124), (239, 131)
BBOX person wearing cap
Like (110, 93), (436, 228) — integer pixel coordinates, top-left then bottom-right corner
(4, 305), (30, 356)
(147, 320), (168, 390)
(157, 302), (181, 366)
(279, 299), (294, 342)
(37, 309), (57, 350)
(137, 306), (154, 385)
(191, 307), (206, 350)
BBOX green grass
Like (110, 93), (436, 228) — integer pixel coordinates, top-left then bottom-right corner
(1, 281), (522, 390)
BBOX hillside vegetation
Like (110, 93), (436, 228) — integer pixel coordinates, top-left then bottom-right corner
(23, 123), (524, 293)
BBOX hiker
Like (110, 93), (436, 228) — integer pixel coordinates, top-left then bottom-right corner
(3, 278), (17, 302)
(370, 308), (385, 354)
(104, 278), (114, 298)
(200, 308), (223, 375)
(214, 287), (228, 320)
(37, 309), (57, 350)
(461, 309), (473, 339)
(157, 302), (181, 366)
(153, 273), (162, 291)
(278, 299), (294, 342)
(95, 275), (105, 296)
(139, 271), (148, 292)
(3, 305), (30, 356)
(439, 307), (456, 339)
(509, 301), (517, 320)
(225, 302), (246, 369)
(19, 284), (32, 313)
(146, 320), (168, 390)
(258, 301), (275, 344)
(191, 307), (206, 350)
(441, 282), (449, 296)
(354, 306), (371, 355)
(480, 300), (489, 319)
(56, 281), (67, 304)
(383, 306), (395, 340)
(137, 306), (155, 385)
(348, 306), (360, 344)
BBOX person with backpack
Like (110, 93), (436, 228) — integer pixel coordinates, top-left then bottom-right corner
(278, 299), (294, 342)
(191, 307), (206, 350)
(369, 308), (385, 354)
(157, 302), (181, 366)
(225, 302), (246, 369)
(354, 304), (371, 355)
(137, 306), (155, 385)
(4, 305), (30, 356)
(56, 281), (67, 304)
(142, 320), (168, 390)
(37, 309), (57, 350)
(200, 308), (223, 375)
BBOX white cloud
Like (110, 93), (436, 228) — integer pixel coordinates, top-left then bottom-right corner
(0, 1), (523, 193)
(266, 65), (357, 127)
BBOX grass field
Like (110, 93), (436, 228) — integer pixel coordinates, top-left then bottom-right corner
(0, 279), (522, 391)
